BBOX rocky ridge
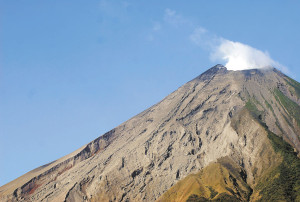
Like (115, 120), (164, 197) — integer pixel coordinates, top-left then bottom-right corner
(1, 65), (300, 201)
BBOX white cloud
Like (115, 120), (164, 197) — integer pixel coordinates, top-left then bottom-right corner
(190, 27), (288, 72)
(212, 39), (273, 70)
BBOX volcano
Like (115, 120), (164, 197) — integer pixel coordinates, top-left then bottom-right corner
(1, 65), (300, 202)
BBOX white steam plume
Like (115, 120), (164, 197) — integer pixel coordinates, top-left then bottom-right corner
(190, 27), (287, 72)
(212, 39), (276, 70)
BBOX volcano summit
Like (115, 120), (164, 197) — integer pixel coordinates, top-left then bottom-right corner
(1, 65), (300, 202)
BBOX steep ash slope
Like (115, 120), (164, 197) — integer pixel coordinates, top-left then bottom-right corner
(1, 65), (299, 202)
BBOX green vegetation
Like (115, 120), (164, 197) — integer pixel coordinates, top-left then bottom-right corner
(245, 98), (264, 121)
(208, 186), (218, 199)
(186, 194), (208, 202)
(245, 98), (270, 129)
(213, 193), (240, 202)
(245, 99), (259, 114)
(282, 113), (293, 128)
(264, 98), (285, 134)
(275, 121), (284, 135)
(244, 97), (300, 201)
(186, 193), (240, 202)
(255, 131), (300, 201)
(274, 88), (300, 128)
(284, 77), (300, 99)
(264, 100), (273, 113)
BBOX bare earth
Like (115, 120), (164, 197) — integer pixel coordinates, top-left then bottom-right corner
(1, 65), (299, 201)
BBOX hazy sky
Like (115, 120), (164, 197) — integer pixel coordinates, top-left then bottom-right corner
(1, 0), (300, 186)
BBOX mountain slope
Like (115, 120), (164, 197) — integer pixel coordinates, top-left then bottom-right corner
(158, 157), (253, 202)
(159, 106), (300, 201)
(1, 65), (300, 202)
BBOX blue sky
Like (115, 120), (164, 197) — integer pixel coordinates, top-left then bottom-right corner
(1, 0), (300, 186)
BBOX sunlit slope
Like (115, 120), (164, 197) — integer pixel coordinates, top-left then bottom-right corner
(160, 97), (300, 202)
(158, 157), (252, 202)
(1, 66), (300, 202)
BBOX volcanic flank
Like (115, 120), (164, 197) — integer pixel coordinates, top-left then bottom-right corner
(1, 65), (300, 202)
